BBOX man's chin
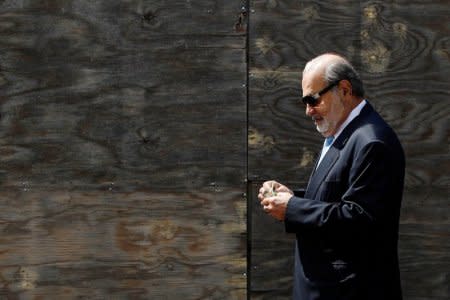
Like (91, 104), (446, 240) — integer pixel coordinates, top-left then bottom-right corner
(316, 125), (329, 136)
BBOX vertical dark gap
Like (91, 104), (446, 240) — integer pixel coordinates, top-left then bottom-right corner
(244, 0), (251, 299)
(246, 182), (252, 300)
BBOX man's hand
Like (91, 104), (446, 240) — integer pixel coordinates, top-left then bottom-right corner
(258, 180), (293, 221)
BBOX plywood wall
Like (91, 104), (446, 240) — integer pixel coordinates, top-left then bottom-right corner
(0, 1), (247, 299)
(0, 1), (448, 299)
(248, 1), (449, 299)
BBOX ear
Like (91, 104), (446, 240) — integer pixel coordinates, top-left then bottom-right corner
(339, 80), (353, 97)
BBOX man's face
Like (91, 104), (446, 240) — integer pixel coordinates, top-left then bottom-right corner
(302, 73), (347, 137)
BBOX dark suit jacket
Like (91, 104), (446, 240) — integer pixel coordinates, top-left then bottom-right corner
(285, 102), (405, 300)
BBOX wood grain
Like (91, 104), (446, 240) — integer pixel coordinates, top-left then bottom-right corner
(248, 1), (449, 299)
(358, 3), (449, 297)
(248, 3), (366, 298)
(248, 180), (295, 299)
(0, 0), (447, 298)
(0, 8), (247, 189)
(359, 0), (450, 189)
(0, 187), (247, 299)
(248, 0), (362, 182)
(0, 0), (247, 299)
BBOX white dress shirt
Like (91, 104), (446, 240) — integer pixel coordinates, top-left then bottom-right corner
(317, 100), (367, 167)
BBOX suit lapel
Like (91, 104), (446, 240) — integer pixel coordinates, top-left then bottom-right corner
(305, 146), (340, 198)
(304, 102), (375, 199)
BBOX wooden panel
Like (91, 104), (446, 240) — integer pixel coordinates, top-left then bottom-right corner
(248, 1), (362, 298)
(0, 3), (247, 189)
(248, 0), (449, 299)
(358, 0), (450, 188)
(0, 0), (247, 299)
(0, 187), (246, 299)
(400, 186), (449, 300)
(248, 0), (362, 182)
(358, 2), (449, 299)
(249, 180), (295, 299)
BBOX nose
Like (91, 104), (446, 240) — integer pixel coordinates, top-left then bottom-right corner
(305, 104), (315, 116)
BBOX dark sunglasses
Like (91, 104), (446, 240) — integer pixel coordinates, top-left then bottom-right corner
(301, 80), (340, 107)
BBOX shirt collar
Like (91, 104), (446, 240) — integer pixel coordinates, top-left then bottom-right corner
(333, 99), (367, 141)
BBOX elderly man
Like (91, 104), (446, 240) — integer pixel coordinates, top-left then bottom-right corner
(258, 53), (404, 300)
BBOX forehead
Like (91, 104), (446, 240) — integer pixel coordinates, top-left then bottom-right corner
(301, 71), (326, 96)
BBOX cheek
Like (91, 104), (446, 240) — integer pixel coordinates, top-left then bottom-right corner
(327, 96), (343, 115)
(316, 104), (330, 118)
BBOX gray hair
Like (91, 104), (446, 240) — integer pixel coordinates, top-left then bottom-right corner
(324, 60), (365, 98)
(304, 54), (365, 98)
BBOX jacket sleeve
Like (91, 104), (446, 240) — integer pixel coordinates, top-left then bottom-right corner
(293, 188), (306, 198)
(284, 141), (403, 235)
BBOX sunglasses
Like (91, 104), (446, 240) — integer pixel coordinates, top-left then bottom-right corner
(301, 80), (340, 107)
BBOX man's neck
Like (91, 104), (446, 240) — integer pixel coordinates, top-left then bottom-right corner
(332, 99), (367, 139)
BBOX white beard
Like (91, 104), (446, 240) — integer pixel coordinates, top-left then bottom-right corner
(315, 94), (345, 136)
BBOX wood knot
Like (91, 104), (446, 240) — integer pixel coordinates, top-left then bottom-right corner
(361, 42), (391, 73)
(360, 29), (370, 41)
(234, 10), (247, 33)
(266, 0), (278, 9)
(153, 221), (178, 240)
(393, 22), (408, 40)
(141, 10), (157, 25)
(263, 72), (281, 89)
(136, 127), (160, 148)
(248, 127), (275, 153)
(301, 5), (319, 21)
(364, 5), (378, 21)
(299, 147), (315, 167)
(255, 36), (276, 55)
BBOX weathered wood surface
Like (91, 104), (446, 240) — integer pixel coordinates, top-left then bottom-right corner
(249, 180), (295, 299)
(359, 2), (450, 300)
(248, 0), (449, 299)
(248, 0), (362, 182)
(0, 0), (247, 299)
(248, 1), (362, 297)
(0, 187), (246, 299)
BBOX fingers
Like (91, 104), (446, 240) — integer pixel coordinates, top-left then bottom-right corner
(261, 198), (270, 206)
(262, 180), (273, 188)
(258, 186), (265, 199)
(273, 183), (293, 195)
(258, 181), (292, 217)
(262, 181), (278, 196)
(260, 193), (290, 221)
(258, 181), (274, 200)
(275, 185), (293, 195)
(261, 198), (272, 213)
(258, 187), (267, 200)
(259, 180), (292, 199)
